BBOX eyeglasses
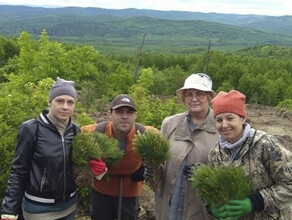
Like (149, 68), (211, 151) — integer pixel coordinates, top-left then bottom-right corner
(184, 91), (207, 101)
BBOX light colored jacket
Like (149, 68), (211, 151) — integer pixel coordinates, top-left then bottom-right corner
(209, 129), (292, 219)
(155, 109), (219, 220)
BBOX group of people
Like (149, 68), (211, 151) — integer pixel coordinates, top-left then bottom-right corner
(1, 73), (292, 220)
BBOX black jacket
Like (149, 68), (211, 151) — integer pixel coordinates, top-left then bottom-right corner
(1, 110), (79, 215)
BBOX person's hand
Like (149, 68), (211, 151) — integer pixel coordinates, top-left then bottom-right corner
(131, 163), (153, 182)
(89, 158), (107, 180)
(223, 197), (253, 219)
(0, 214), (18, 220)
(210, 205), (228, 219)
(210, 198), (252, 219)
(183, 163), (202, 179)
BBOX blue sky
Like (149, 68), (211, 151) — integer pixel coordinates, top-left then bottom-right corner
(0, 0), (291, 16)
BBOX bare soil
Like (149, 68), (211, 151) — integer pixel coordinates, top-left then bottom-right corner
(246, 104), (292, 151)
(76, 104), (292, 219)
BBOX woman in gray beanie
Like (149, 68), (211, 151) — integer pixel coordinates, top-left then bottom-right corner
(1, 77), (79, 220)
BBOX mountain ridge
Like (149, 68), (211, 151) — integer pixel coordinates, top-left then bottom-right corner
(0, 5), (291, 54)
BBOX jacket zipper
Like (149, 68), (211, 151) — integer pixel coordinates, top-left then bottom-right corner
(40, 167), (47, 193)
(62, 135), (66, 203)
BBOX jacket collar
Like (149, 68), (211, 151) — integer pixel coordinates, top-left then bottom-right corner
(175, 108), (217, 141)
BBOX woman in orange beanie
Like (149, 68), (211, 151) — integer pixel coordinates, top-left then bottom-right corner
(208, 89), (292, 219)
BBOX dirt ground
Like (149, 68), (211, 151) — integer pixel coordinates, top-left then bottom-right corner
(76, 104), (292, 219)
(246, 104), (292, 150)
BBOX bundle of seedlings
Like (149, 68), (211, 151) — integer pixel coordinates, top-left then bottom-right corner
(134, 130), (171, 175)
(93, 132), (124, 167)
(190, 165), (253, 208)
(72, 132), (123, 188)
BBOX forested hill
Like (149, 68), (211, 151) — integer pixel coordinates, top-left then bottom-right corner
(0, 5), (292, 54)
(0, 5), (291, 35)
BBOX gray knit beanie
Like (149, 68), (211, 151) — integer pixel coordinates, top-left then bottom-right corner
(49, 77), (77, 102)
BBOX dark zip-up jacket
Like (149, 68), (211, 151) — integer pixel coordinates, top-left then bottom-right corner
(1, 110), (78, 215)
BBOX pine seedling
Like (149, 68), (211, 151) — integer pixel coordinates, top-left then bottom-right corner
(190, 165), (252, 208)
(72, 132), (103, 166)
(134, 131), (171, 172)
(93, 133), (123, 167)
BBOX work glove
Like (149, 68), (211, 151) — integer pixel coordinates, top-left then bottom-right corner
(210, 204), (229, 219)
(0, 214), (18, 220)
(131, 163), (153, 182)
(224, 197), (253, 219)
(89, 158), (108, 180)
(211, 198), (252, 219)
(183, 163), (202, 179)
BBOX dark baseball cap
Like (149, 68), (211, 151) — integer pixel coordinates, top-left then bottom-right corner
(110, 94), (137, 111)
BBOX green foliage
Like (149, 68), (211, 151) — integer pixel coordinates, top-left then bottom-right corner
(0, 116), (17, 198)
(151, 66), (187, 96)
(93, 133), (123, 167)
(76, 187), (90, 216)
(0, 35), (19, 69)
(74, 112), (95, 127)
(277, 99), (292, 112)
(190, 165), (253, 208)
(72, 132), (123, 167)
(72, 132), (103, 166)
(136, 68), (154, 90)
(145, 96), (184, 129)
(106, 64), (134, 96)
(134, 131), (171, 171)
(129, 85), (151, 124)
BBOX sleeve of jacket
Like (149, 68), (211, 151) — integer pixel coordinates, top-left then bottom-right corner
(208, 143), (221, 167)
(160, 116), (171, 139)
(80, 124), (97, 133)
(145, 126), (159, 133)
(258, 135), (292, 209)
(1, 121), (35, 215)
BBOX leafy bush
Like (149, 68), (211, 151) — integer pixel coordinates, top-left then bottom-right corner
(277, 99), (292, 112)
(74, 112), (95, 128)
(0, 119), (17, 198)
(190, 165), (252, 208)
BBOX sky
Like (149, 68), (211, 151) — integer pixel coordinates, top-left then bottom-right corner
(0, 0), (291, 16)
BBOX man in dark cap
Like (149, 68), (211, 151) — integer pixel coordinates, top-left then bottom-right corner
(81, 94), (158, 220)
(1, 77), (78, 220)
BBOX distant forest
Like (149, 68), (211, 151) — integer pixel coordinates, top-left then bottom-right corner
(0, 5), (292, 54)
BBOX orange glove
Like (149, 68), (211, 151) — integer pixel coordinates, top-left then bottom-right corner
(89, 158), (107, 180)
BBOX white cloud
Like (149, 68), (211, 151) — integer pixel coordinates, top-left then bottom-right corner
(0, 0), (291, 15)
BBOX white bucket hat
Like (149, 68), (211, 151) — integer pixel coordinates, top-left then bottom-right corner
(176, 73), (216, 101)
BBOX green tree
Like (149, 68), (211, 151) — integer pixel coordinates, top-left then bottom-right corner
(0, 75), (52, 197)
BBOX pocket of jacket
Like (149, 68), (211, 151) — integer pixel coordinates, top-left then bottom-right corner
(40, 167), (47, 193)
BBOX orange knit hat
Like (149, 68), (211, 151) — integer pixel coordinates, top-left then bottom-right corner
(212, 90), (246, 117)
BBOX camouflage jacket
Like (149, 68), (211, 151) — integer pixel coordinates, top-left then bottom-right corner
(208, 129), (292, 219)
